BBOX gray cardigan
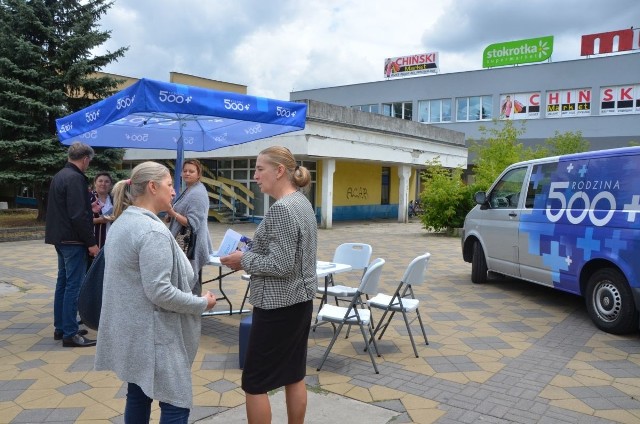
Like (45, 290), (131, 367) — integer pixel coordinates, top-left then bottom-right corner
(95, 206), (207, 409)
(169, 181), (214, 290)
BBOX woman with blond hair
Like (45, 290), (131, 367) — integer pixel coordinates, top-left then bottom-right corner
(221, 146), (317, 424)
(95, 161), (216, 424)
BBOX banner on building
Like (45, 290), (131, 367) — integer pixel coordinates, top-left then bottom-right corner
(384, 53), (438, 78)
(600, 85), (640, 115)
(483, 36), (553, 68)
(581, 28), (640, 56)
(545, 88), (592, 118)
(499, 93), (541, 120)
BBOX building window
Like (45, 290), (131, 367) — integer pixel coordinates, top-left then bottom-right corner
(301, 160), (317, 209)
(545, 88), (592, 118)
(353, 104), (379, 114)
(382, 101), (413, 120)
(418, 99), (452, 123)
(381, 167), (390, 205)
(456, 95), (492, 121)
(498, 92), (541, 120)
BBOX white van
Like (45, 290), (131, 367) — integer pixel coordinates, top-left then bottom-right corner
(462, 146), (640, 334)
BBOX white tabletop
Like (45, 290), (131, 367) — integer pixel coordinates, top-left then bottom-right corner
(316, 261), (352, 278)
(212, 259), (352, 278)
(208, 254), (223, 267)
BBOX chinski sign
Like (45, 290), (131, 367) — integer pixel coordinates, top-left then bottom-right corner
(483, 35), (553, 68)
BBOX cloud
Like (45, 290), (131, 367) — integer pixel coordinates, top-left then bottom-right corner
(97, 0), (640, 99)
(422, 0), (640, 64)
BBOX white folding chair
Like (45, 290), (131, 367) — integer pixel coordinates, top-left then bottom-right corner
(316, 258), (385, 374)
(367, 252), (430, 358)
(316, 243), (372, 309)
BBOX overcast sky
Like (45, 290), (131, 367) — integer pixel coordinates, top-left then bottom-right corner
(96, 0), (640, 100)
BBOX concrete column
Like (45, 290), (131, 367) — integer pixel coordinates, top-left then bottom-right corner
(398, 165), (411, 223)
(320, 158), (336, 229)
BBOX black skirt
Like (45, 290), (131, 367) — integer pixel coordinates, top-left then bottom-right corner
(242, 300), (313, 394)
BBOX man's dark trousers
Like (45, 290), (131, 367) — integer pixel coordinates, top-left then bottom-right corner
(54, 244), (87, 339)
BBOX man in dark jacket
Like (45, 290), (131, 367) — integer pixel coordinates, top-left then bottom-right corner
(45, 142), (100, 347)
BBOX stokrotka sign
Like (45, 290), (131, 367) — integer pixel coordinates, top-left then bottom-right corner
(482, 36), (553, 68)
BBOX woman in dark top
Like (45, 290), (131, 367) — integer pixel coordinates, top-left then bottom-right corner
(221, 146), (317, 424)
(89, 172), (114, 249)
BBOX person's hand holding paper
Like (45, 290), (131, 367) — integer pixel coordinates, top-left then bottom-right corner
(218, 228), (248, 271)
(220, 250), (243, 271)
(216, 229), (243, 256)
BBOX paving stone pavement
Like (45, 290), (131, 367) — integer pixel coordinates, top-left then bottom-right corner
(0, 220), (639, 423)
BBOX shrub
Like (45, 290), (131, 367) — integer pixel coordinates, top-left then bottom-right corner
(419, 158), (473, 232)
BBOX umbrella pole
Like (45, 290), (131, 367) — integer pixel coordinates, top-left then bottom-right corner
(175, 124), (185, 195)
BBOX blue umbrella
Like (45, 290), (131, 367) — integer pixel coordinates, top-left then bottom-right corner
(55, 78), (307, 191)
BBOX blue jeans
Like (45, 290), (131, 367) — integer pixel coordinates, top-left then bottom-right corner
(54, 244), (87, 339)
(125, 383), (190, 424)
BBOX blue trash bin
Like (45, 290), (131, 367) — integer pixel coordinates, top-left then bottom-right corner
(239, 314), (252, 369)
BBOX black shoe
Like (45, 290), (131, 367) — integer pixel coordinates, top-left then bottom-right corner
(54, 329), (88, 340)
(62, 334), (96, 347)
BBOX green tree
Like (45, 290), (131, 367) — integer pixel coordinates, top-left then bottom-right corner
(468, 119), (529, 191)
(542, 130), (590, 156)
(419, 158), (474, 232)
(417, 119), (599, 234)
(454, 122), (592, 232)
(0, 0), (127, 220)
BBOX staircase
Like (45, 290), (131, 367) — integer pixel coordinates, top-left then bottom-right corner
(165, 161), (255, 224)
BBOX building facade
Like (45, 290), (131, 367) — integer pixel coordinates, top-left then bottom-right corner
(289, 53), (640, 154)
(124, 100), (467, 227)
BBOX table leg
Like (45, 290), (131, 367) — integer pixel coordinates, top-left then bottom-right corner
(201, 266), (251, 316)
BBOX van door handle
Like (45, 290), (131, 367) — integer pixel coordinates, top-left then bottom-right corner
(509, 212), (517, 217)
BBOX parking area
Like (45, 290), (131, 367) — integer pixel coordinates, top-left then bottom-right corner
(0, 220), (639, 423)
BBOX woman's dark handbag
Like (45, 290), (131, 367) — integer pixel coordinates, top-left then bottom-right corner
(78, 249), (105, 331)
(175, 224), (196, 259)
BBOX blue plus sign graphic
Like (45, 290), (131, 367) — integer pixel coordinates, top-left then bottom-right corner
(577, 227), (601, 260)
(530, 166), (545, 189)
(521, 221), (555, 255)
(542, 241), (570, 283)
(623, 195), (640, 223)
(578, 164), (588, 178)
(605, 230), (627, 257)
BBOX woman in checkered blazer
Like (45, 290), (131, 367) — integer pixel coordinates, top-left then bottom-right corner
(221, 146), (317, 424)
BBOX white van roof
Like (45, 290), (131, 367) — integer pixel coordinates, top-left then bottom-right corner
(507, 145), (640, 169)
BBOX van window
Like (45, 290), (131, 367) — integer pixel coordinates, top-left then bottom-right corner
(525, 163), (555, 208)
(488, 167), (527, 208)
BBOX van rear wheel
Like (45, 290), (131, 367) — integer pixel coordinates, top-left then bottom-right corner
(471, 241), (488, 284)
(585, 268), (637, 334)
